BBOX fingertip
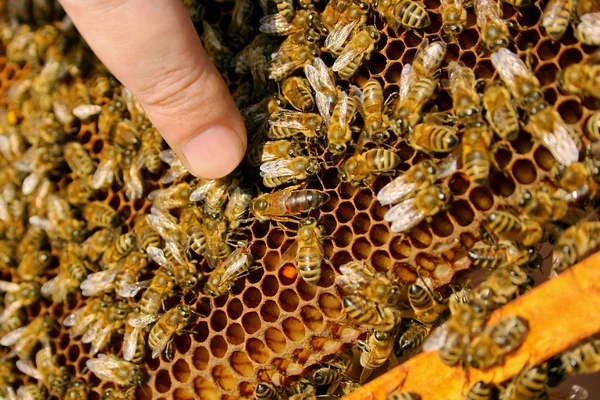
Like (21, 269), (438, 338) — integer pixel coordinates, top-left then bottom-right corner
(182, 125), (245, 179)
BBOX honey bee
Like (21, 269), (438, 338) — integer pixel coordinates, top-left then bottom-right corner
(148, 305), (194, 359)
(159, 149), (189, 185)
(147, 242), (198, 292)
(178, 206), (205, 257)
(407, 283), (448, 326)
(84, 201), (119, 229)
(101, 230), (136, 266)
(409, 122), (460, 154)
(462, 122), (494, 184)
(413, 39), (447, 79)
(85, 300), (135, 356)
(483, 81), (520, 141)
(17, 224), (47, 254)
(465, 381), (492, 400)
(324, 3), (368, 57)
(138, 269), (176, 316)
(204, 245), (256, 297)
(287, 377), (316, 399)
(397, 321), (432, 355)
(466, 315), (529, 369)
(384, 185), (451, 233)
(17, 250), (51, 281)
(558, 339), (600, 375)
(268, 109), (324, 139)
(123, 313), (148, 363)
(326, 91), (355, 154)
(312, 356), (350, 394)
(269, 43), (319, 82)
(0, 281), (41, 324)
(16, 345), (70, 397)
(121, 154), (144, 201)
(246, 139), (302, 167)
(101, 387), (137, 400)
(586, 112), (600, 141)
(441, 0), (467, 40)
(387, 391), (421, 400)
(374, 0), (430, 30)
(250, 184), (330, 223)
(0, 240), (16, 269)
(0, 315), (53, 359)
(542, 0), (575, 41)
(201, 21), (233, 70)
(224, 187), (253, 231)
(448, 61), (480, 125)
(64, 379), (89, 400)
(133, 213), (162, 251)
(500, 363), (548, 400)
(304, 57), (339, 121)
(391, 64), (437, 132)
(332, 25), (380, 80)
(86, 354), (144, 386)
(65, 176), (96, 206)
(475, 0), (511, 52)
(260, 9), (315, 36)
(285, 216), (324, 285)
(552, 221), (600, 277)
(260, 156), (321, 187)
(468, 240), (534, 270)
(358, 329), (397, 382)
(42, 246), (91, 303)
(148, 183), (191, 210)
(575, 13), (600, 45)
(487, 210), (544, 247)
(92, 144), (123, 190)
(255, 382), (284, 400)
(281, 77), (315, 112)
(340, 148), (401, 186)
(352, 78), (390, 142)
(559, 62), (600, 100)
(139, 127), (164, 174)
(145, 206), (182, 243)
(64, 142), (95, 178)
(14, 384), (48, 400)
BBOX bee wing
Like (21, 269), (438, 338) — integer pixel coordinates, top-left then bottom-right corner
(325, 18), (359, 52)
(414, 37), (430, 68)
(64, 307), (85, 327)
(5, 387), (16, 400)
(565, 384), (589, 400)
(90, 323), (116, 356)
(314, 57), (336, 91)
(399, 64), (417, 102)
(86, 356), (122, 382)
(147, 246), (171, 269)
(0, 325), (26, 346)
(316, 92), (332, 122)
(220, 251), (253, 284)
(349, 84), (366, 119)
(579, 13), (600, 41)
(338, 91), (349, 129)
(259, 13), (295, 34)
(29, 215), (49, 231)
(304, 63), (322, 93)
(73, 104), (102, 120)
(384, 197), (426, 233)
(422, 323), (449, 352)
(332, 44), (364, 73)
(92, 159), (115, 189)
(82, 319), (103, 344)
(158, 149), (177, 166)
(190, 179), (217, 201)
(259, 159), (296, 177)
(377, 174), (419, 205)
(146, 213), (179, 241)
(529, 114), (580, 167)
(22, 172), (41, 195)
(116, 279), (151, 298)
(123, 326), (141, 362)
(41, 276), (61, 299)
(124, 162), (144, 201)
(165, 239), (187, 265)
(128, 313), (162, 328)
(16, 359), (43, 380)
(269, 109), (311, 129)
(491, 48), (539, 89)
(0, 280), (20, 292)
(0, 301), (22, 323)
(80, 268), (118, 297)
(151, 328), (173, 359)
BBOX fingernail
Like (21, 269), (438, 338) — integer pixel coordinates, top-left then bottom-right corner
(182, 125), (244, 179)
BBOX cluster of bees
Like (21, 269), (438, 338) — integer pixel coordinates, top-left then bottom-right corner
(0, 0), (597, 399)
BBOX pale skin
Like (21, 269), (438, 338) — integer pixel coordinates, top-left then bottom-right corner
(58, 0), (247, 179)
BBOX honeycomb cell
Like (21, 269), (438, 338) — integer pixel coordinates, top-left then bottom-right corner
(147, 355), (160, 371)
(369, 52), (388, 75)
(193, 346), (210, 371)
(384, 62), (404, 83)
(369, 223), (389, 246)
(536, 62), (559, 86)
(173, 388), (194, 400)
(321, 190), (339, 212)
(448, 200), (475, 226)
(335, 201), (355, 223)
(211, 364), (237, 391)
(267, 229), (285, 249)
(475, 59), (494, 79)
(263, 250), (280, 272)
(262, 274), (280, 296)
(278, 265), (297, 286)
(210, 335), (228, 358)
(334, 225), (353, 247)
(241, 312), (261, 334)
(459, 51), (477, 68)
(390, 237), (412, 260)
(155, 369), (171, 394)
(372, 250), (392, 271)
(265, 327), (287, 353)
(251, 240), (267, 260)
(246, 338), (270, 363)
(210, 310), (227, 332)
(242, 287), (262, 309)
(226, 323), (245, 346)
(430, 213), (454, 237)
(446, 43), (460, 62)
(68, 344), (80, 362)
(352, 213), (370, 235)
(371, 200), (388, 222)
(297, 278), (317, 301)
(231, 351), (253, 378)
(518, 29), (541, 51)
(449, 172), (470, 194)
(385, 40), (405, 60)
(300, 306), (324, 331)
(559, 48), (583, 68)
(226, 298), (243, 320)
(489, 171), (516, 197)
(321, 214), (337, 236)
(175, 333), (192, 355)
(279, 289), (299, 312)
(173, 359), (191, 383)
(260, 300), (280, 323)
(251, 222), (269, 239)
(558, 100), (583, 124)
(332, 250), (353, 268)
(194, 377), (219, 400)
(282, 317), (306, 342)
(409, 225), (433, 249)
(469, 187), (494, 211)
(352, 237), (372, 260)
(319, 293), (343, 319)
(319, 264), (336, 288)
(513, 159), (538, 184)
(239, 382), (255, 397)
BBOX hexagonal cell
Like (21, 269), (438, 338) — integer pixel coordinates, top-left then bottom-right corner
(334, 225), (353, 247)
(512, 159), (538, 184)
(242, 287), (262, 309)
(246, 338), (270, 363)
(318, 263), (336, 288)
(194, 377), (219, 400)
(210, 310), (227, 332)
(226, 298), (243, 320)
(372, 250), (392, 271)
(390, 237), (412, 260)
(241, 312), (261, 335)
(279, 289), (299, 312)
(173, 388), (194, 400)
(211, 364), (237, 392)
(239, 382), (256, 397)
(267, 229), (285, 249)
(319, 293), (342, 319)
(263, 250), (281, 272)
(448, 172), (470, 194)
(352, 213), (371, 235)
(231, 351), (254, 378)
(489, 171), (516, 197)
(297, 277), (318, 300)
(193, 346), (210, 371)
(300, 306), (324, 331)
(278, 264), (297, 286)
(351, 237), (372, 260)
(369, 223), (389, 246)
(155, 369), (172, 394)
(536, 62), (559, 86)
(469, 187), (494, 212)
(369, 52), (388, 74)
(559, 48), (583, 68)
(193, 320), (210, 343)
(210, 335), (228, 358)
(409, 225), (432, 249)
(335, 201), (355, 223)
(448, 200), (475, 226)
(533, 146), (556, 171)
(173, 359), (191, 383)
(260, 300), (280, 323)
(262, 274), (280, 296)
(558, 100), (583, 124)
(282, 317), (306, 342)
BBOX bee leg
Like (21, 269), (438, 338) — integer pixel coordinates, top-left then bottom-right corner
(165, 340), (174, 361)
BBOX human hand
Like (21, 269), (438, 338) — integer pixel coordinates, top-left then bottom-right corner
(58, 0), (247, 179)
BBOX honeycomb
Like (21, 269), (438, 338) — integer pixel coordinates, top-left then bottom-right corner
(0, 0), (598, 399)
